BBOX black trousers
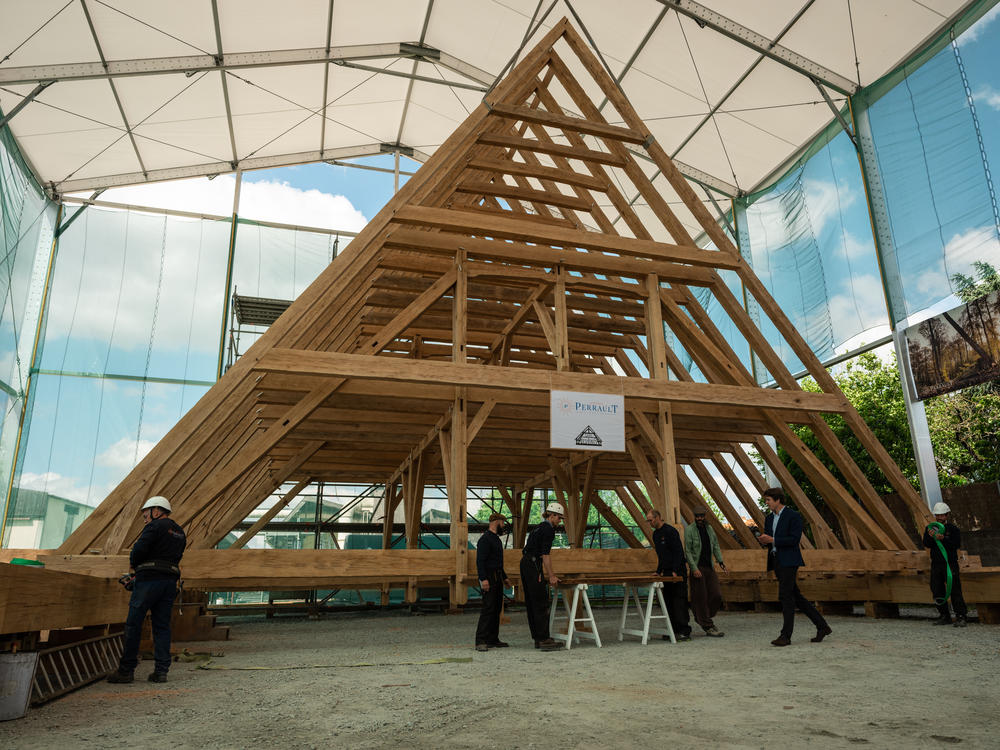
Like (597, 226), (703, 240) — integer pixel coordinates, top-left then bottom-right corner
(663, 578), (692, 637)
(774, 564), (827, 638)
(475, 571), (504, 644)
(520, 557), (550, 642)
(931, 562), (968, 619)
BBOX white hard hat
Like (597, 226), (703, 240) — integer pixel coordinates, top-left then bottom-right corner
(931, 502), (950, 515)
(545, 502), (565, 515)
(142, 496), (172, 513)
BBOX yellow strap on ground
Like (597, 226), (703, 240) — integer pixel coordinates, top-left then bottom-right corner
(197, 657), (473, 671)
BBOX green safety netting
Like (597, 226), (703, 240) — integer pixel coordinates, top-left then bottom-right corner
(735, 128), (886, 383)
(859, 20), (1000, 325)
(0, 121), (58, 542)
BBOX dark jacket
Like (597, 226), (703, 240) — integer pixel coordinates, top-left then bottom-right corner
(652, 524), (686, 577)
(923, 522), (961, 568)
(523, 521), (556, 558)
(131, 516), (186, 581)
(476, 529), (508, 581)
(764, 507), (805, 570)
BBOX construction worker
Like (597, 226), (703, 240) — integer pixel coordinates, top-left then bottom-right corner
(923, 502), (968, 627)
(646, 509), (692, 641)
(520, 502), (565, 651)
(475, 513), (512, 651)
(108, 496), (186, 684)
(684, 507), (726, 637)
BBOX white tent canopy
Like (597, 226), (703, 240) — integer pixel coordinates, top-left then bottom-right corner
(0, 0), (980, 237)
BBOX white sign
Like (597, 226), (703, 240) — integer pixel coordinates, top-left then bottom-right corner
(550, 390), (625, 452)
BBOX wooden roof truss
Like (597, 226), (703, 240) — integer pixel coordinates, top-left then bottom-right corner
(58, 20), (933, 602)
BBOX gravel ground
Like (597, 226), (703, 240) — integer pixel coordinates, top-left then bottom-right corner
(3, 604), (998, 749)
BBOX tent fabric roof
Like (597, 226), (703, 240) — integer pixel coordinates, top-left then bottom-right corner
(0, 0), (978, 230)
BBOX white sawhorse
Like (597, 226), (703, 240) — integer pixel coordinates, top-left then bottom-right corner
(549, 583), (602, 650)
(618, 581), (676, 644)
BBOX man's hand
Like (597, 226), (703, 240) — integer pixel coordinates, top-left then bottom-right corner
(758, 533), (773, 545)
(693, 569), (703, 578)
(481, 579), (490, 592)
(718, 562), (727, 572)
(548, 574), (559, 586)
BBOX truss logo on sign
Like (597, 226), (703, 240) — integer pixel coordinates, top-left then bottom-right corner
(550, 390), (624, 452)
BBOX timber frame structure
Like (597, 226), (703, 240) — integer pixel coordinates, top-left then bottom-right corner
(5, 19), (998, 627)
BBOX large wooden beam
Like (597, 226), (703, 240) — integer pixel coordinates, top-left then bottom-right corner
(391, 206), (739, 270)
(254, 349), (849, 414)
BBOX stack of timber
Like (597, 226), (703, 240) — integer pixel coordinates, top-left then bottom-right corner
(7, 18), (998, 624)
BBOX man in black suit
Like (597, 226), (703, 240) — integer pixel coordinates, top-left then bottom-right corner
(757, 487), (831, 647)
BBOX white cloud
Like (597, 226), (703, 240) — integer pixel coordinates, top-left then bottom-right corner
(827, 273), (890, 339)
(944, 225), (1000, 277)
(961, 6), (1000, 44)
(19, 471), (93, 505)
(745, 178), (860, 253)
(69, 175), (368, 233)
(973, 85), (1000, 112)
(803, 178), (858, 235)
(96, 436), (156, 472)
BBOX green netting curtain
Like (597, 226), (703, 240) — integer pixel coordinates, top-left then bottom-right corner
(856, 9), (1000, 326)
(0, 120), (58, 542)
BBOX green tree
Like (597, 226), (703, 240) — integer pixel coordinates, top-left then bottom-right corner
(779, 347), (1000, 505)
(932, 260), (1000, 483)
(778, 351), (917, 503)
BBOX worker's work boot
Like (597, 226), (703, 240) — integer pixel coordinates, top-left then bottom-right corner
(107, 670), (134, 684)
(953, 616), (967, 628)
(538, 638), (563, 652)
(932, 616), (952, 626)
(147, 672), (168, 683)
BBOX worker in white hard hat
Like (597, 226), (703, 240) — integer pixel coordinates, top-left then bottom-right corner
(519, 501), (565, 651)
(108, 496), (187, 684)
(922, 501), (968, 627)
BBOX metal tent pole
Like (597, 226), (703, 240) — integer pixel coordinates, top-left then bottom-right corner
(850, 98), (942, 510)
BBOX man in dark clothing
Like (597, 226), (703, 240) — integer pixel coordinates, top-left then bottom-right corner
(646, 509), (692, 642)
(108, 496), (186, 684)
(758, 487), (831, 647)
(475, 513), (512, 651)
(519, 502), (564, 651)
(923, 501), (968, 627)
